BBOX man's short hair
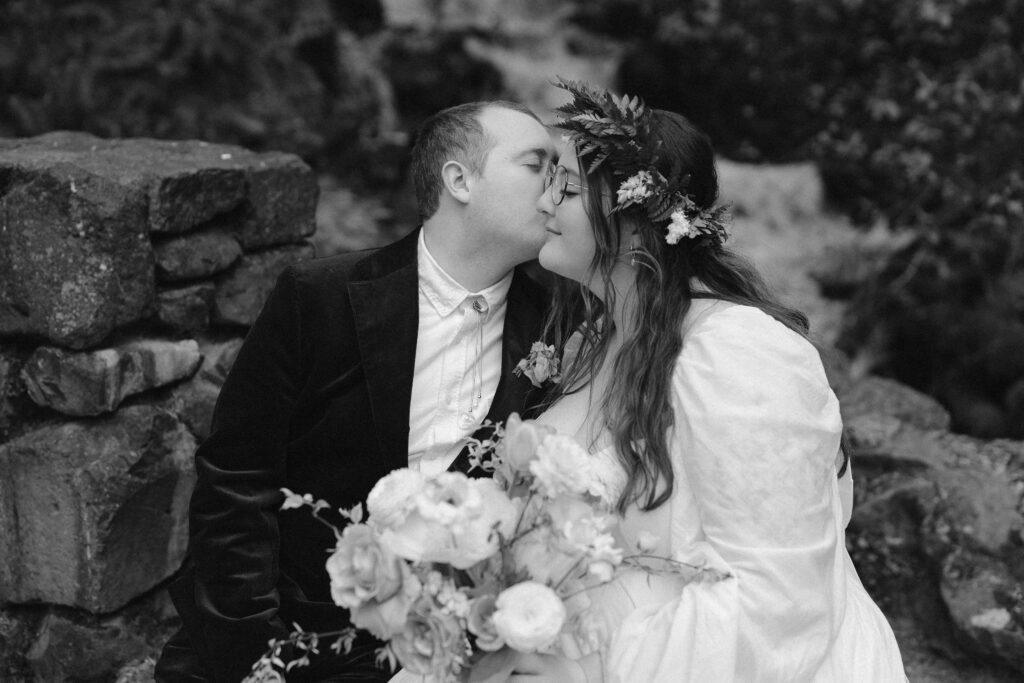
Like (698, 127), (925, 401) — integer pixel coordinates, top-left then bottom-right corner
(410, 100), (539, 221)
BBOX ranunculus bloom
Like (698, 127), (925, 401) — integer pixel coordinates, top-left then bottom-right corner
(492, 581), (566, 652)
(366, 468), (426, 527)
(326, 524), (403, 610)
(466, 594), (505, 651)
(389, 604), (464, 677)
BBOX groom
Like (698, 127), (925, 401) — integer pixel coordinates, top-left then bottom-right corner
(156, 101), (556, 682)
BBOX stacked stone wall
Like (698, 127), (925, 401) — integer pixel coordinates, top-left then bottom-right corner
(0, 132), (316, 678)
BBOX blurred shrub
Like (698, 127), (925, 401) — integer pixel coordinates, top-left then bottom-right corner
(581, 0), (1024, 436)
(0, 0), (392, 171)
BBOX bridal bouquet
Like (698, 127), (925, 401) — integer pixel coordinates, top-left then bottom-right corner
(247, 414), (725, 682)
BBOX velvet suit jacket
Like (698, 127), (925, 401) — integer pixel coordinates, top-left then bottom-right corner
(164, 229), (548, 681)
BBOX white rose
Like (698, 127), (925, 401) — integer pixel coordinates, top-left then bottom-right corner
(390, 604), (464, 676)
(366, 468), (426, 528)
(492, 581), (567, 652)
(326, 524), (403, 609)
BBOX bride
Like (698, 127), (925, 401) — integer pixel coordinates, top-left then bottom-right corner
(500, 81), (908, 682)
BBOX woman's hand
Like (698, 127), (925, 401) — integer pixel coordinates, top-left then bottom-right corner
(506, 652), (588, 683)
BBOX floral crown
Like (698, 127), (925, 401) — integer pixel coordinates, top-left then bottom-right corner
(553, 78), (730, 247)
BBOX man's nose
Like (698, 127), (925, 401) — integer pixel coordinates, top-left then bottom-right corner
(537, 188), (555, 216)
(537, 176), (555, 215)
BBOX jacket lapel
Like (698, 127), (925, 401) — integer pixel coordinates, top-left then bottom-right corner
(450, 266), (547, 475)
(487, 268), (542, 423)
(348, 230), (420, 472)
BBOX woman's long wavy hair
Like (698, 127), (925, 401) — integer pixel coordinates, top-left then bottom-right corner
(541, 109), (828, 514)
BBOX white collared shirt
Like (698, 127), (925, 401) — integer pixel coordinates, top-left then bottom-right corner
(408, 231), (511, 475)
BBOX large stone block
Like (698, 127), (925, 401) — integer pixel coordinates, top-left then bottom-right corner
(0, 144), (153, 349)
(235, 153), (318, 249)
(153, 227), (242, 282)
(155, 283), (216, 335)
(0, 132), (249, 237)
(21, 339), (202, 416)
(104, 137), (316, 246)
(163, 375), (221, 441)
(213, 243), (315, 326)
(1, 132), (319, 348)
(0, 406), (196, 612)
(197, 336), (244, 386)
(0, 604), (40, 680)
(0, 345), (26, 441)
(110, 138), (248, 236)
(939, 550), (1024, 675)
(160, 336), (244, 439)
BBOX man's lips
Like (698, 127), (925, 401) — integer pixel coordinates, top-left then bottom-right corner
(545, 228), (562, 235)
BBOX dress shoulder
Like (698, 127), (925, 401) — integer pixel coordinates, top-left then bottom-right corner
(677, 299), (833, 407)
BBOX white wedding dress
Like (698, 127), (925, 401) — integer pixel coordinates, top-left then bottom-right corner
(537, 298), (907, 682)
(390, 298), (907, 682)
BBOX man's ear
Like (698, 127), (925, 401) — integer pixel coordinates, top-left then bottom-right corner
(441, 160), (472, 205)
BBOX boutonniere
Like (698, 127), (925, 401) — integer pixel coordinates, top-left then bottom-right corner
(514, 341), (561, 388)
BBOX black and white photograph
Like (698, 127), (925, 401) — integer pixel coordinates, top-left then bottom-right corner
(1, 1), (1022, 681)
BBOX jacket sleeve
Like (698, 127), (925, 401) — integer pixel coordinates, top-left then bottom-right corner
(187, 266), (307, 682)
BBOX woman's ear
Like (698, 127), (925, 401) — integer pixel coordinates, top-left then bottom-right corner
(440, 160), (472, 205)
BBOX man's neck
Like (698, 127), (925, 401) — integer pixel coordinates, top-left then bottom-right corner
(421, 223), (514, 293)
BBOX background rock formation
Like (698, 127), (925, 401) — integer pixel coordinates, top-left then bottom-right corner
(0, 133), (315, 680)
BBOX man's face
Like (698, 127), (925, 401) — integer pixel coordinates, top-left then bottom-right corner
(465, 107), (556, 266)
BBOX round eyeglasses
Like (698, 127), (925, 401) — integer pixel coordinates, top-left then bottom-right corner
(544, 165), (588, 206)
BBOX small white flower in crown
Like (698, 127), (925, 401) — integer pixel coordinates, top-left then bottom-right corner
(616, 170), (654, 207)
(665, 208), (700, 245)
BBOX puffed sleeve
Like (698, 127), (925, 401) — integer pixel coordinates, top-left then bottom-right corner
(605, 302), (845, 682)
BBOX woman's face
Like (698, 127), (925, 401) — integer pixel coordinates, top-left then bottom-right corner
(538, 150), (597, 284)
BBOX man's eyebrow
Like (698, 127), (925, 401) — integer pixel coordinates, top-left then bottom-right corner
(515, 147), (554, 161)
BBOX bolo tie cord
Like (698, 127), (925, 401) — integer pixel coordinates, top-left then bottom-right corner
(469, 297), (487, 414)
